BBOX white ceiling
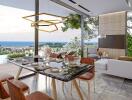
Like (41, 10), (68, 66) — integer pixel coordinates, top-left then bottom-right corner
(0, 0), (74, 16)
(60, 0), (132, 16)
(0, 0), (131, 16)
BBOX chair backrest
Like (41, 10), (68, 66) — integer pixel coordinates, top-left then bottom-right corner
(67, 51), (76, 55)
(0, 81), (10, 99)
(80, 58), (94, 65)
(80, 57), (95, 73)
(50, 53), (59, 58)
(65, 55), (75, 61)
(7, 80), (26, 100)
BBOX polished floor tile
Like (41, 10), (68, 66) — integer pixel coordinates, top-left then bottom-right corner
(99, 91), (131, 100)
(19, 72), (132, 100)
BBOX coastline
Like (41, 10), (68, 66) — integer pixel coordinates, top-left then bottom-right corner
(0, 41), (67, 47)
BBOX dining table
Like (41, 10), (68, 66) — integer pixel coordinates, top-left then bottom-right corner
(8, 57), (93, 100)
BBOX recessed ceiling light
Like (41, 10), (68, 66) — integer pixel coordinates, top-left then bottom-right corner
(69, 0), (77, 4)
(68, 0), (90, 12)
(78, 5), (90, 12)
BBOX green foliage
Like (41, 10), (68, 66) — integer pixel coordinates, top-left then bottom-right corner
(0, 51), (10, 55)
(127, 33), (132, 56)
(63, 37), (81, 56)
(8, 53), (25, 58)
(62, 14), (81, 32)
(46, 43), (65, 48)
(61, 14), (98, 34)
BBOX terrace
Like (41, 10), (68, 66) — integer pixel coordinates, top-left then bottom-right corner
(0, 0), (132, 100)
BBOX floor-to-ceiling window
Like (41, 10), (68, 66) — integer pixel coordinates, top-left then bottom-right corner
(127, 12), (132, 56)
(83, 16), (99, 57)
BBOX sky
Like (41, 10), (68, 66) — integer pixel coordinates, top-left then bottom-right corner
(0, 5), (81, 42)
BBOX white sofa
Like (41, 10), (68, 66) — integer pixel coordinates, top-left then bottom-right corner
(95, 59), (132, 79)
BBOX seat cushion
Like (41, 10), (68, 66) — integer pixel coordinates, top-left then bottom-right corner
(78, 72), (94, 80)
(26, 91), (53, 100)
(11, 80), (29, 92)
(0, 74), (14, 82)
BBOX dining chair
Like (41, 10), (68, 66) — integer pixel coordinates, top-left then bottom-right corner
(67, 51), (76, 55)
(0, 73), (14, 99)
(0, 82), (9, 99)
(50, 53), (59, 58)
(0, 73), (29, 99)
(65, 55), (75, 61)
(7, 79), (53, 100)
(50, 52), (64, 59)
(77, 57), (95, 100)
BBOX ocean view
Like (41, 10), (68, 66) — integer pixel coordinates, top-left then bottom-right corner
(0, 41), (67, 47)
(0, 41), (67, 64)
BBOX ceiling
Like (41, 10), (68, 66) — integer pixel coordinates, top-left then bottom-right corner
(0, 0), (131, 16)
(0, 0), (74, 16)
(59, 0), (132, 16)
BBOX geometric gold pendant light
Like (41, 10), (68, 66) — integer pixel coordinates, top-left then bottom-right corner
(23, 13), (67, 32)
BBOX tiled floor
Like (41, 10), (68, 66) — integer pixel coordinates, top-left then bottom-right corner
(94, 73), (132, 100)
(0, 63), (33, 78)
(20, 72), (132, 100)
(0, 63), (132, 100)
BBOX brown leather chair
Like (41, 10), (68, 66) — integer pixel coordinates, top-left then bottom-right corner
(0, 73), (29, 99)
(0, 74), (14, 82)
(7, 79), (53, 100)
(67, 51), (76, 55)
(77, 58), (95, 100)
(65, 55), (75, 61)
(50, 52), (63, 59)
(50, 53), (59, 58)
(0, 81), (10, 99)
(0, 73), (14, 99)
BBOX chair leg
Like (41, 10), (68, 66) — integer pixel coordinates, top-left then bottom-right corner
(72, 79), (84, 100)
(87, 81), (92, 100)
(78, 79), (80, 87)
(48, 77), (51, 92)
(46, 76), (47, 92)
(62, 81), (65, 93)
(16, 67), (23, 80)
(51, 78), (57, 100)
(93, 78), (95, 93)
(70, 82), (72, 96)
(35, 73), (39, 81)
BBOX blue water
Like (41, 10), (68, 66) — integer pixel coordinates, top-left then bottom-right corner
(0, 41), (66, 47)
(0, 41), (47, 47)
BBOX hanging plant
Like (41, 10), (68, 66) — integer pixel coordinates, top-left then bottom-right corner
(61, 14), (99, 40)
(62, 14), (81, 32)
(61, 14), (98, 35)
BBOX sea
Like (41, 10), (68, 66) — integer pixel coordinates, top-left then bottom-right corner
(0, 41), (97, 47)
(0, 41), (64, 64)
(0, 41), (37, 64)
(0, 41), (67, 47)
(0, 41), (42, 47)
